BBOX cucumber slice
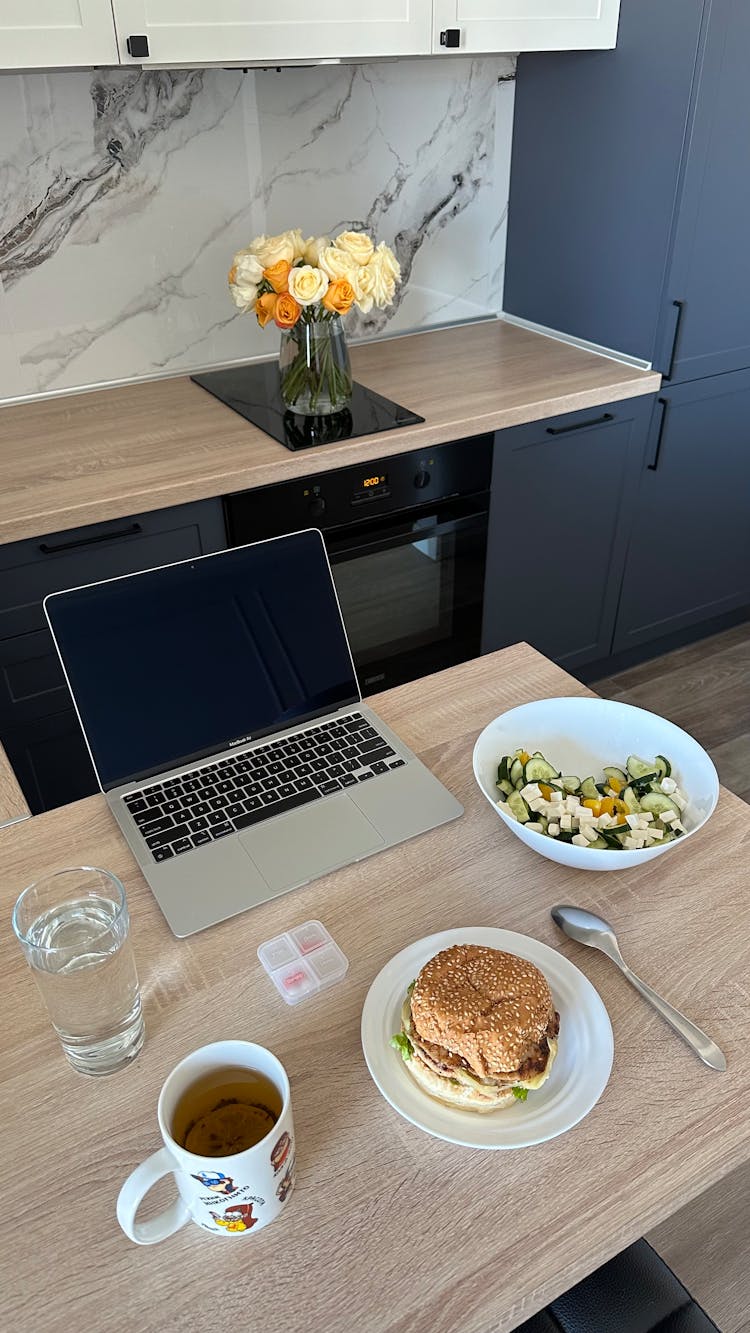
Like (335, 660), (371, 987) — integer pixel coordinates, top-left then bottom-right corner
(639, 791), (681, 818)
(603, 766), (628, 784)
(600, 830), (626, 849)
(623, 786), (641, 812)
(496, 778), (514, 796)
(630, 772), (659, 794)
(524, 756), (560, 783)
(506, 790), (530, 823)
(497, 757), (511, 784)
(580, 777), (599, 801)
(627, 755), (659, 780)
(655, 755), (672, 779)
(509, 758), (524, 787)
(596, 782), (609, 796)
(559, 775), (581, 793)
(587, 836), (609, 849)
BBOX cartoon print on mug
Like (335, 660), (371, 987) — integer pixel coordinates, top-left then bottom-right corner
(276, 1154), (296, 1203)
(211, 1202), (257, 1232)
(271, 1130), (292, 1174)
(191, 1170), (238, 1196)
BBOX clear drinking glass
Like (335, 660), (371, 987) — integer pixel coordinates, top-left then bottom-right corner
(12, 867), (145, 1076)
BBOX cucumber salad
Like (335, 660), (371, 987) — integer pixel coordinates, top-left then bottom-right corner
(495, 750), (688, 850)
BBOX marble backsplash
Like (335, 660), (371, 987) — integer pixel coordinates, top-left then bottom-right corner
(0, 56), (515, 405)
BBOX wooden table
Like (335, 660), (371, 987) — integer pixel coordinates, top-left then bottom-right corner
(2, 645), (747, 1333)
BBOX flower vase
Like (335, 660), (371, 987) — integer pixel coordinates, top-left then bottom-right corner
(278, 314), (352, 417)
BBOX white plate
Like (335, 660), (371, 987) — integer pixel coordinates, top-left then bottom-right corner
(361, 927), (613, 1150)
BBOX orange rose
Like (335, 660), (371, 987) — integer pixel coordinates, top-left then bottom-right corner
(255, 292), (278, 328)
(274, 293), (301, 329)
(322, 279), (355, 315)
(263, 259), (291, 294)
(228, 264), (238, 285)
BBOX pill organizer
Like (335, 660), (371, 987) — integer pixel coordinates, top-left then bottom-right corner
(257, 920), (349, 1005)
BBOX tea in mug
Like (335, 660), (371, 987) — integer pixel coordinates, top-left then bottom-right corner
(172, 1065), (282, 1157)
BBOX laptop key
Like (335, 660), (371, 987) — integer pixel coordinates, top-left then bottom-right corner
(189, 815), (209, 831)
(342, 759), (360, 773)
(173, 838), (192, 855)
(295, 777), (313, 791)
(145, 822), (191, 848)
(340, 774), (357, 787)
(181, 778), (201, 792)
(319, 780), (341, 795)
(215, 779), (235, 793)
(140, 814), (176, 835)
(388, 759), (406, 769)
(226, 802), (245, 819)
(278, 783), (296, 799)
(295, 762), (312, 776)
(207, 810), (229, 827)
(180, 792), (201, 808)
(261, 791), (280, 805)
(123, 796), (147, 813)
(371, 761), (389, 775)
(328, 764), (344, 778)
(146, 793), (163, 807)
(209, 795), (230, 810)
(211, 822), (234, 839)
(233, 787), (320, 830)
(341, 746), (359, 760)
(152, 846), (174, 862)
(243, 796), (263, 812)
(191, 801), (211, 817)
(357, 771), (374, 782)
(162, 799), (181, 814)
(191, 831), (212, 847)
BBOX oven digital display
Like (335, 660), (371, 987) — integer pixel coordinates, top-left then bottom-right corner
(363, 474), (387, 488)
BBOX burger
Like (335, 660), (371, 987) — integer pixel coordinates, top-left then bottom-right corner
(391, 944), (560, 1112)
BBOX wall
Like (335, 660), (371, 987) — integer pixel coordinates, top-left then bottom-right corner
(0, 56), (515, 405)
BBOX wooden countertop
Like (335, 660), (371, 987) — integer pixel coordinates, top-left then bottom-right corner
(0, 321), (660, 546)
(2, 644), (746, 1333)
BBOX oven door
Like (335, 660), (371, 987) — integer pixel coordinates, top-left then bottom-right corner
(325, 493), (489, 694)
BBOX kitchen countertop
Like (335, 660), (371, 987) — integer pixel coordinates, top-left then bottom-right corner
(2, 643), (746, 1333)
(0, 320), (660, 546)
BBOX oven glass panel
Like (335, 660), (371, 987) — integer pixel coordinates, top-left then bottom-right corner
(329, 507), (487, 693)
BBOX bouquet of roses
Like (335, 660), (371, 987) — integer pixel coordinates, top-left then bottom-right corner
(228, 227), (401, 328)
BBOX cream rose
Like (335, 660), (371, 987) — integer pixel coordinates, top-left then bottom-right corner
(287, 264), (329, 307)
(303, 234), (330, 266)
(352, 262), (376, 314)
(230, 248), (264, 287)
(287, 228), (307, 261)
(248, 231), (297, 268)
(373, 241), (401, 284)
(229, 279), (259, 313)
(366, 248), (398, 308)
(318, 246), (359, 284)
(335, 230), (374, 265)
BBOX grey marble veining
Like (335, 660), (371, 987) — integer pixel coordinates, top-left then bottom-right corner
(0, 56), (515, 404)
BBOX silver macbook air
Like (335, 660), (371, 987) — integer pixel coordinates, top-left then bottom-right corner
(44, 530), (462, 937)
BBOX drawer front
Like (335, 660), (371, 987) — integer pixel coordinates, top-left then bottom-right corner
(0, 500), (227, 639)
(0, 629), (69, 725)
(1, 711), (98, 815)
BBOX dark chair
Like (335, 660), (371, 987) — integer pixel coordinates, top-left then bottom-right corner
(517, 1239), (720, 1332)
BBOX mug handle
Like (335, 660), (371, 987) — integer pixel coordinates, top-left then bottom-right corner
(116, 1146), (192, 1245)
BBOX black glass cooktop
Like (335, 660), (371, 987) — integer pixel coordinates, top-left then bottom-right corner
(191, 360), (424, 451)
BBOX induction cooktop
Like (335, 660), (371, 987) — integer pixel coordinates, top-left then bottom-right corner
(191, 360), (424, 451)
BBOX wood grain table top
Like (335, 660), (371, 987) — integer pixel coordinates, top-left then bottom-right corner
(0, 741), (30, 828)
(0, 320), (660, 545)
(3, 643), (744, 1333)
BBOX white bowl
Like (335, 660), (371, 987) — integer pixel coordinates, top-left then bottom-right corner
(472, 696), (719, 872)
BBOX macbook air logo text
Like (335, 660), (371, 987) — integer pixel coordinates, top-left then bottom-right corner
(229, 735), (252, 747)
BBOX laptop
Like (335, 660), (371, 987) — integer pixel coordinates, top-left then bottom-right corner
(44, 530), (463, 937)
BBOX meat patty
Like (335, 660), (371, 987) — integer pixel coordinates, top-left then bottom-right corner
(410, 1004), (560, 1084)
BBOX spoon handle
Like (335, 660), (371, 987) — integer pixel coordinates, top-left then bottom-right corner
(620, 964), (727, 1071)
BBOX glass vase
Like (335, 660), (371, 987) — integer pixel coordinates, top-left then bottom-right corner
(278, 314), (352, 417)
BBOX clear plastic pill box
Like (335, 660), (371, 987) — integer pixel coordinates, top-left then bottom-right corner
(257, 920), (349, 1005)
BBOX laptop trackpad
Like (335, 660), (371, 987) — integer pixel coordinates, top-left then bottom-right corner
(239, 794), (384, 891)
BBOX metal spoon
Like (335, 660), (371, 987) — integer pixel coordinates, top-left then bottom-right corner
(551, 904), (727, 1072)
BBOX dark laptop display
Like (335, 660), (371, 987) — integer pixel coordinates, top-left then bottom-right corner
(45, 531), (359, 791)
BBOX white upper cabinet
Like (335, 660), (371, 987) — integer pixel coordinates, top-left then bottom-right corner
(110, 0), (433, 65)
(433, 0), (621, 53)
(0, 0), (119, 68)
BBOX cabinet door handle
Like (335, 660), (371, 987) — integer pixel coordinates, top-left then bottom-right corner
(126, 34), (150, 58)
(647, 397), (669, 471)
(546, 412), (614, 436)
(440, 28), (461, 46)
(39, 522), (143, 554)
(663, 299), (686, 381)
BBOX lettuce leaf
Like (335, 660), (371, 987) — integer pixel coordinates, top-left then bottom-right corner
(511, 1086), (528, 1101)
(390, 1032), (413, 1061)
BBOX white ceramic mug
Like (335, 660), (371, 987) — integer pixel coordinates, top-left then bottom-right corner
(116, 1040), (295, 1244)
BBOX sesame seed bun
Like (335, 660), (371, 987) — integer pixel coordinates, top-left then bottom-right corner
(399, 944), (559, 1112)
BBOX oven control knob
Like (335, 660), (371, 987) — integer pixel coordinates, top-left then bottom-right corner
(308, 495), (326, 517)
(414, 468), (431, 489)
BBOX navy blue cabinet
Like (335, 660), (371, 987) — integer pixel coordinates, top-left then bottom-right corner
(505, 0), (750, 382)
(0, 498), (227, 812)
(613, 371), (750, 650)
(482, 395), (654, 668)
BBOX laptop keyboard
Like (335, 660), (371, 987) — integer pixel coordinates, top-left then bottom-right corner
(121, 712), (406, 863)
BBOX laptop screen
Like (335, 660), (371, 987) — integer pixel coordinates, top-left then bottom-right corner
(44, 530), (360, 791)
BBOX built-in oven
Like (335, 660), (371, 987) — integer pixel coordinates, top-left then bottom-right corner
(224, 436), (492, 694)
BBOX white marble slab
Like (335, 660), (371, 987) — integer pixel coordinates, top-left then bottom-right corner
(0, 56), (515, 404)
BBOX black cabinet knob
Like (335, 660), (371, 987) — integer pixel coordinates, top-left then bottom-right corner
(414, 469), (431, 489)
(126, 34), (150, 58)
(308, 496), (326, 517)
(440, 28), (461, 48)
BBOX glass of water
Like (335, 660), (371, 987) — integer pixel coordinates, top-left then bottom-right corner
(12, 866), (145, 1076)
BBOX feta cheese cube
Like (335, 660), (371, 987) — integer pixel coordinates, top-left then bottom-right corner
(526, 821), (543, 832)
(548, 822), (560, 837)
(565, 795), (579, 814)
(660, 810), (678, 825)
(560, 813), (572, 831)
(640, 811), (654, 822)
(529, 798), (546, 812)
(625, 814), (640, 828)
(571, 834), (589, 847)
(578, 806), (595, 821)
(660, 777), (677, 794)
(581, 824), (598, 843)
(672, 792), (687, 811)
(521, 783), (541, 801)
(674, 820), (686, 833)
(646, 826), (664, 839)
